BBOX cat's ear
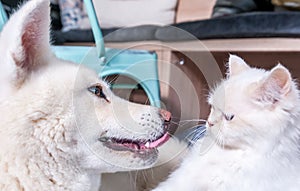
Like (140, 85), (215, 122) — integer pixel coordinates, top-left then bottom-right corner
(227, 55), (250, 77)
(0, 0), (51, 87)
(255, 64), (292, 105)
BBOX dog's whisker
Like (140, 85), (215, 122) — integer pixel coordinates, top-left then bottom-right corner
(168, 133), (178, 139)
(143, 96), (150, 105)
(142, 170), (147, 184)
(170, 121), (180, 125)
(128, 171), (137, 190)
(149, 168), (155, 182)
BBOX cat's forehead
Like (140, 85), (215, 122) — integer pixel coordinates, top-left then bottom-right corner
(209, 68), (266, 107)
(208, 84), (248, 114)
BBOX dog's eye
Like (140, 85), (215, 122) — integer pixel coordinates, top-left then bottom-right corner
(88, 85), (110, 103)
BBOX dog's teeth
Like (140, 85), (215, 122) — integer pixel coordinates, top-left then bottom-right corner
(135, 145), (139, 150)
(145, 142), (150, 148)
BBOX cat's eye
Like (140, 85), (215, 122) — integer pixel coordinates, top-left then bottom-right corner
(88, 84), (110, 103)
(224, 114), (234, 121)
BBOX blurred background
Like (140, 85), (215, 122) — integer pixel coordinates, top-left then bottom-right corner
(2, 0), (300, 190)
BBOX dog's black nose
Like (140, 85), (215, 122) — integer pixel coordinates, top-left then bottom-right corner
(160, 109), (171, 122)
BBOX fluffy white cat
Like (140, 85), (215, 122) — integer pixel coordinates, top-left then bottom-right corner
(153, 55), (300, 191)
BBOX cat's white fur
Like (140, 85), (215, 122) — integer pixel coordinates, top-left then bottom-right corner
(153, 55), (300, 191)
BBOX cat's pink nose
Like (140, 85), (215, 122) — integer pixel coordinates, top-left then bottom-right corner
(160, 109), (171, 122)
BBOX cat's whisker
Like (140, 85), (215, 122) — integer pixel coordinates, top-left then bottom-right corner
(170, 116), (181, 120)
(175, 119), (207, 128)
(170, 119), (206, 126)
(169, 119), (207, 127)
(179, 119), (207, 123)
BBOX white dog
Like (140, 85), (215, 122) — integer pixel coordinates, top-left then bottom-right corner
(0, 0), (171, 190)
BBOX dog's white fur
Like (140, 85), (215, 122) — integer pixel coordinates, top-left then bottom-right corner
(153, 55), (300, 191)
(0, 0), (170, 190)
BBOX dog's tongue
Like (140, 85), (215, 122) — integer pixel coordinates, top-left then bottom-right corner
(140, 133), (170, 149)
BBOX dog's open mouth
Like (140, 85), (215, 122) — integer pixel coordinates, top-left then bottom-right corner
(99, 132), (170, 152)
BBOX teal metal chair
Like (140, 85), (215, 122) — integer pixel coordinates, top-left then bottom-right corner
(0, 0), (7, 31)
(0, 0), (161, 107)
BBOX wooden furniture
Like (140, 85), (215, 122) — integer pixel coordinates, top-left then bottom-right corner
(176, 0), (216, 22)
(104, 38), (300, 133)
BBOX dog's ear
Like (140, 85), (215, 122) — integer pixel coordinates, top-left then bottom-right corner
(0, 0), (51, 88)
